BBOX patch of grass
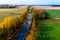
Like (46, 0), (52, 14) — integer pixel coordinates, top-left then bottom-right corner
(37, 19), (60, 40)
(46, 10), (60, 18)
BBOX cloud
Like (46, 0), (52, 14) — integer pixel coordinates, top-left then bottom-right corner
(0, 0), (60, 5)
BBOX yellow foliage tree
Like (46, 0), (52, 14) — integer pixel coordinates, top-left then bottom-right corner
(0, 22), (3, 28)
(2, 16), (21, 29)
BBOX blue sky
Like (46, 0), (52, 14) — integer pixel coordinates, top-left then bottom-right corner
(0, 0), (60, 5)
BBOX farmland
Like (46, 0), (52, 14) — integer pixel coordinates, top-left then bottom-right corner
(0, 6), (28, 40)
(25, 7), (60, 40)
(0, 6), (60, 40)
(36, 10), (60, 40)
(0, 6), (28, 22)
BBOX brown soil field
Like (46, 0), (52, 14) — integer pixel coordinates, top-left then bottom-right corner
(30, 6), (60, 10)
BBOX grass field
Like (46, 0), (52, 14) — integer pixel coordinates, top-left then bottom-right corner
(37, 10), (60, 40)
(46, 10), (60, 18)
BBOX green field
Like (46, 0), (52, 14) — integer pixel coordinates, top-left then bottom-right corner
(37, 10), (60, 40)
(46, 10), (60, 18)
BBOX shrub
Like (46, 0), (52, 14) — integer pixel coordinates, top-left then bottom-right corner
(31, 8), (47, 19)
(3, 17), (19, 28)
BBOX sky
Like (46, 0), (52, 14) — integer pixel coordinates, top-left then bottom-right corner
(0, 0), (60, 5)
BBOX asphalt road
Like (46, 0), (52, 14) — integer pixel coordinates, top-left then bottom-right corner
(14, 8), (32, 40)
